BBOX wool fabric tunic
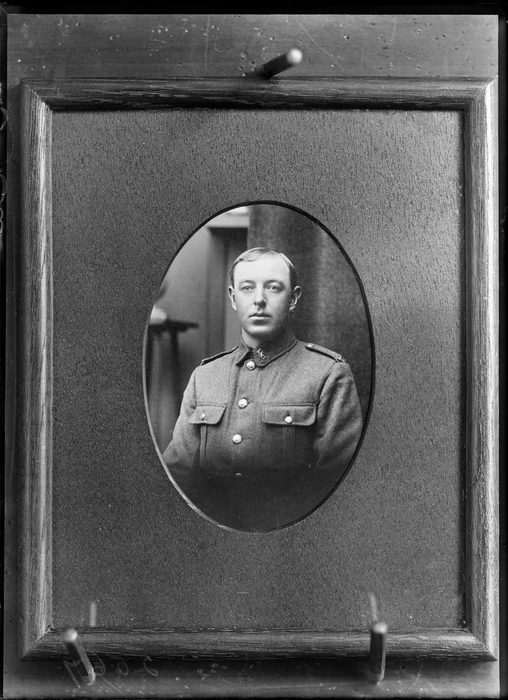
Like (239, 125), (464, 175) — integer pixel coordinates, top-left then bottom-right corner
(163, 327), (363, 530)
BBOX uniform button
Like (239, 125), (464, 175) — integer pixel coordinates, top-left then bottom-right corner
(285, 415), (293, 424)
(200, 411), (206, 420)
(245, 359), (256, 370)
(232, 434), (243, 444)
(306, 343), (313, 348)
(238, 398), (248, 409)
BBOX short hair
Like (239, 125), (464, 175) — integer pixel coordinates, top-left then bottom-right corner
(229, 247), (298, 289)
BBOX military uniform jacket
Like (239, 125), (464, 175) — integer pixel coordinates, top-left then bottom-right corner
(163, 327), (363, 483)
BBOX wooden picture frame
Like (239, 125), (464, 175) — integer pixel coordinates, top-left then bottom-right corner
(19, 77), (498, 661)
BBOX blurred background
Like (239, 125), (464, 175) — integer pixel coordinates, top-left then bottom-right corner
(145, 203), (373, 453)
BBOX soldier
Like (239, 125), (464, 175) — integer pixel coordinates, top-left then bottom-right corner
(163, 247), (363, 531)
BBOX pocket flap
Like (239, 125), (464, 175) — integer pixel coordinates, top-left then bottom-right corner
(262, 404), (316, 426)
(189, 405), (226, 425)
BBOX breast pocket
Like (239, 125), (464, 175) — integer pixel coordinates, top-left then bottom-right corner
(189, 405), (226, 468)
(262, 404), (316, 470)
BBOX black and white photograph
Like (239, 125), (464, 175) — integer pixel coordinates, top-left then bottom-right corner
(1, 10), (503, 699)
(146, 204), (372, 530)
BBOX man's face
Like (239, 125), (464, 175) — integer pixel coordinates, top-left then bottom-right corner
(228, 255), (301, 346)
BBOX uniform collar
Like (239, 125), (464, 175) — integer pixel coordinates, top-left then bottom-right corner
(235, 327), (298, 367)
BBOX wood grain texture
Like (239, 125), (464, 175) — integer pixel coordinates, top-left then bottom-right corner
(21, 76), (494, 110)
(16, 77), (498, 664)
(19, 82), (53, 656)
(464, 78), (499, 658)
(25, 628), (494, 661)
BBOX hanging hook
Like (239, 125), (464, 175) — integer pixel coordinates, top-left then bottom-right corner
(367, 592), (387, 683)
(61, 628), (96, 686)
(259, 48), (303, 78)
(368, 620), (388, 683)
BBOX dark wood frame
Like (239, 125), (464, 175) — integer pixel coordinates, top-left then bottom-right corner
(19, 77), (498, 660)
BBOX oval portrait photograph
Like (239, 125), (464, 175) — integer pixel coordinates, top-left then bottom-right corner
(145, 203), (373, 532)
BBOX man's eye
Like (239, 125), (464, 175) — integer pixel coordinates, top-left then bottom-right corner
(266, 285), (282, 292)
(240, 286), (254, 292)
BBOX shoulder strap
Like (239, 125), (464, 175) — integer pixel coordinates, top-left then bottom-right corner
(304, 342), (347, 363)
(200, 346), (238, 365)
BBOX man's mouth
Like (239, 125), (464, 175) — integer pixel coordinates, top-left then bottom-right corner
(250, 313), (270, 318)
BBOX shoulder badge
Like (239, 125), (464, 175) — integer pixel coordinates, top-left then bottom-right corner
(200, 346), (238, 365)
(305, 342), (347, 363)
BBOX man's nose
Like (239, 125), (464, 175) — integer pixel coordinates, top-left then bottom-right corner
(253, 286), (266, 305)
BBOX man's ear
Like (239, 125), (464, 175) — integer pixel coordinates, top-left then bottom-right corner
(228, 286), (237, 311)
(289, 286), (302, 312)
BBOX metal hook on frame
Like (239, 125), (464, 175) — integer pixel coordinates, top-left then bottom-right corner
(258, 48), (303, 78)
(61, 628), (96, 686)
(367, 593), (388, 683)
